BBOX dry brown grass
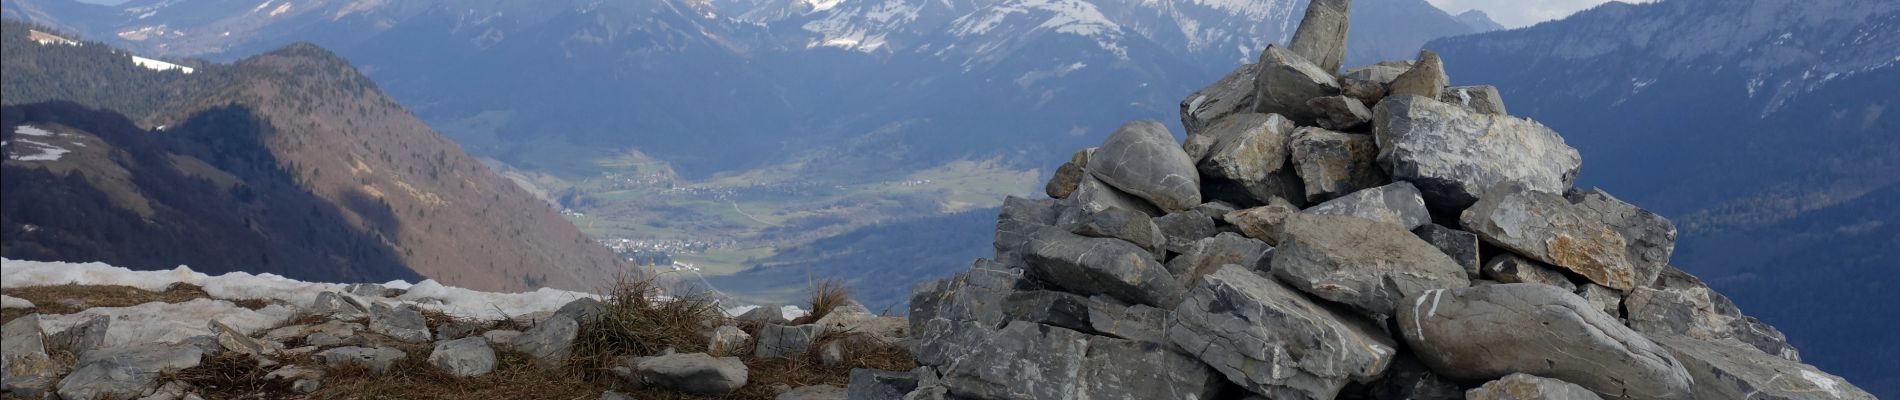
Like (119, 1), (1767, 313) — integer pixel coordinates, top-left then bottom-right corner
(569, 274), (726, 379)
(0, 283), (273, 324)
(791, 280), (850, 325)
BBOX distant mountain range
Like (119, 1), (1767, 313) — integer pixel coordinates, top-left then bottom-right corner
(1, 0), (1484, 178)
(0, 21), (630, 292)
(1428, 0), (1899, 395)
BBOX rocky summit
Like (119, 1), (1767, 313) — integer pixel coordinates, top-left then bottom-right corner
(902, 1), (1875, 399)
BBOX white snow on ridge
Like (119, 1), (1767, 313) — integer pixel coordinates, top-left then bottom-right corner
(805, 0), (846, 13)
(14, 125), (54, 137)
(130, 55), (195, 74)
(0, 295), (32, 309)
(7, 130), (71, 162)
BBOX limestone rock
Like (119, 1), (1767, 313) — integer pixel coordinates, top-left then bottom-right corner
(1181, 63), (1261, 137)
(1466, 373), (1603, 400)
(1371, 355), (1464, 400)
(429, 337), (497, 377)
(1286, 0), (1352, 73)
(1166, 232), (1273, 289)
(908, 260), (1032, 334)
(1345, 60), (1414, 83)
(482, 329), (521, 346)
(346, 283), (402, 298)
(754, 324), (823, 359)
(264, 365), (323, 394)
(1388, 50), (1448, 99)
(1169, 265), (1396, 400)
(1089, 120), (1202, 212)
(848, 368), (919, 400)
(318, 346), (406, 373)
(1461, 184), (1638, 290)
(1413, 224), (1481, 279)
(2, 314), (61, 396)
(49, 314), (109, 358)
(1222, 197), (1300, 245)
(1070, 206), (1166, 255)
(600, 391), (636, 400)
(1194, 113), (1300, 205)
(1045, 148), (1094, 199)
(514, 314), (580, 367)
(435, 320), (483, 341)
(738, 304), (793, 325)
(1080, 337), (1231, 400)
(1306, 95), (1372, 131)
(1253, 45), (1342, 125)
(56, 345), (203, 400)
(1055, 175), (1160, 230)
(1482, 253), (1579, 292)
(369, 303), (432, 343)
(1651, 336), (1872, 400)
(1441, 85), (1508, 115)
(311, 291), (368, 318)
(1575, 284), (1624, 319)
(1566, 188), (1677, 290)
(1638, 267), (1800, 361)
(1290, 127), (1386, 202)
(1374, 95), (1581, 211)
(1397, 284), (1692, 399)
(937, 321), (1089, 399)
(634, 352), (749, 395)
(1024, 229), (1184, 307)
(1302, 181), (1431, 231)
(1272, 214), (1468, 320)
(1154, 210), (1219, 255)
(708, 325), (751, 357)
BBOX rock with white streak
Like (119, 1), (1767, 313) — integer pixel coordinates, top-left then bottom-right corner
(1290, 127), (1386, 202)
(1253, 45), (1342, 125)
(1024, 229), (1184, 307)
(1181, 63), (1261, 137)
(429, 337), (497, 377)
(1272, 214), (1469, 320)
(1650, 335), (1873, 400)
(1301, 181), (1431, 231)
(1440, 85), (1508, 115)
(1397, 284), (1692, 399)
(1465, 373), (1603, 400)
(1306, 95), (1372, 131)
(1169, 265), (1396, 400)
(1089, 120), (1202, 213)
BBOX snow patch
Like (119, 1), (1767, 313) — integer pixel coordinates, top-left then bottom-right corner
(805, 0), (845, 13)
(39, 299), (299, 349)
(8, 138), (71, 162)
(270, 2), (293, 17)
(1, 295), (32, 309)
(130, 55), (195, 74)
(1800, 370), (1844, 397)
(14, 125), (54, 137)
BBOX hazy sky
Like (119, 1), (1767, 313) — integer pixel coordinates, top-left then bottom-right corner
(1427, 0), (1654, 28)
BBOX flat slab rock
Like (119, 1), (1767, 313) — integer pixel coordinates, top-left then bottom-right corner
(934, 320), (1226, 400)
(1169, 265), (1396, 400)
(1374, 94), (1581, 211)
(1398, 284), (1692, 400)
(1024, 228), (1184, 307)
(1272, 213), (1469, 321)
(1088, 120), (1202, 213)
(1461, 184), (1643, 290)
(1466, 373), (1603, 400)
(1651, 335), (1874, 400)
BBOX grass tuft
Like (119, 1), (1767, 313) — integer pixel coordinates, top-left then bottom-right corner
(792, 280), (849, 325)
(568, 274), (726, 379)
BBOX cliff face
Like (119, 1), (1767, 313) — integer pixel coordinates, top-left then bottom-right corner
(1, 21), (629, 292)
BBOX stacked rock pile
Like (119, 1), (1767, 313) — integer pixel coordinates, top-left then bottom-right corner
(899, 0), (1874, 399)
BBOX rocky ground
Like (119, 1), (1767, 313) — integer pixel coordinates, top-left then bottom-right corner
(0, 261), (918, 399)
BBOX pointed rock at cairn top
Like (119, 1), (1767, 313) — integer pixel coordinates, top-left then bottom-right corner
(1287, 0), (1353, 75)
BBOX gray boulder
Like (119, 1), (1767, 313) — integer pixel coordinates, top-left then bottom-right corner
(1024, 229), (1184, 307)
(55, 345), (203, 400)
(1373, 95), (1581, 211)
(264, 365), (323, 394)
(1397, 284), (1692, 399)
(1371, 355), (1463, 400)
(2, 314), (61, 396)
(1079, 337), (1231, 400)
(369, 303), (432, 343)
(1089, 120), (1202, 212)
(312, 291), (368, 318)
(1466, 373), (1603, 400)
(1272, 214), (1469, 320)
(908, 260), (1031, 333)
(1045, 148), (1094, 199)
(513, 314), (580, 367)
(1000, 291), (1169, 344)
(1638, 267), (1800, 361)
(1194, 113), (1301, 205)
(634, 352), (749, 395)
(346, 283), (401, 298)
(1388, 50), (1448, 99)
(1169, 265), (1396, 400)
(1222, 197), (1300, 245)
(428, 337), (497, 377)
(708, 325), (751, 357)
(1413, 224), (1481, 279)
(1154, 210), (1219, 255)
(1166, 232), (1273, 289)
(482, 329), (521, 346)
(848, 368), (919, 400)
(738, 304), (793, 325)
(318, 346), (407, 373)
(1056, 175), (1161, 230)
(209, 320), (270, 358)
(1482, 253), (1579, 292)
(1575, 284), (1624, 319)
(49, 315), (109, 358)
(1306, 95), (1372, 131)
(1302, 181), (1431, 231)
(1070, 206), (1166, 256)
(1290, 128), (1386, 203)
(937, 321), (1089, 399)
(1461, 184), (1639, 290)
(1346, 60), (1414, 83)
(1566, 188), (1677, 290)
(435, 320), (483, 341)
(1441, 85), (1508, 115)
(998, 196), (1063, 266)
(1253, 45), (1342, 125)
(754, 324), (823, 359)
(1181, 63), (1260, 137)
(1651, 336), (1873, 400)
(600, 391), (636, 400)
(1286, 0), (1351, 73)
